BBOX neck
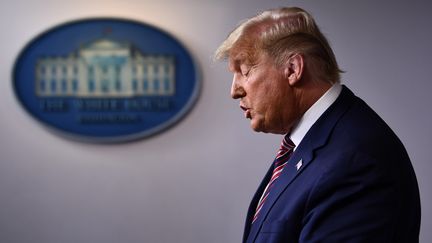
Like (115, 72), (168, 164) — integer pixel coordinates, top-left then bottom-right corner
(293, 79), (332, 123)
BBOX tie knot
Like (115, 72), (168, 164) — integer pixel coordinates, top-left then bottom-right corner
(282, 135), (295, 149)
(275, 135), (295, 163)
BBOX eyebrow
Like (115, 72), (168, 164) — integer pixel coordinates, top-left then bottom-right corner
(228, 54), (243, 71)
(229, 51), (252, 69)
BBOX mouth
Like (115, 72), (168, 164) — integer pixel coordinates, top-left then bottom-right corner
(240, 105), (252, 119)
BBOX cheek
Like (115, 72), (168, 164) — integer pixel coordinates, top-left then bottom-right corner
(248, 73), (286, 111)
(265, 87), (292, 120)
(253, 92), (282, 124)
(263, 84), (286, 106)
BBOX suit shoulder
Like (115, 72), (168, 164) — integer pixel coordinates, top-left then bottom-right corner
(331, 96), (407, 159)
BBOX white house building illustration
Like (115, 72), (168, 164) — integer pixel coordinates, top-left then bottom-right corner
(35, 39), (175, 97)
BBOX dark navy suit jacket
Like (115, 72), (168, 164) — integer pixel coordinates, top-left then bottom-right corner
(243, 86), (421, 243)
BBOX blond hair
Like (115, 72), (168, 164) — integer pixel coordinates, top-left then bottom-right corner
(214, 7), (342, 83)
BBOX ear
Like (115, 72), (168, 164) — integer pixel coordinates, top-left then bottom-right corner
(283, 53), (304, 86)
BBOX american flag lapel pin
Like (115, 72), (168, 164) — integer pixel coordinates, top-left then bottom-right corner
(295, 159), (303, 171)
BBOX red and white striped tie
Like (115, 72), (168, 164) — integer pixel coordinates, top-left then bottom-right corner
(252, 135), (295, 224)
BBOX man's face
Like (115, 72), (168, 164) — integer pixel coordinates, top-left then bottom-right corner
(228, 50), (300, 134)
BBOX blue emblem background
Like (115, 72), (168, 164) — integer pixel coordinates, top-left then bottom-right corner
(13, 18), (200, 142)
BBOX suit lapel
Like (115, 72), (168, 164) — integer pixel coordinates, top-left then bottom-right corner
(242, 164), (274, 242)
(246, 86), (356, 243)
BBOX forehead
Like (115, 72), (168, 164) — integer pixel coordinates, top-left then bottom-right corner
(227, 26), (265, 68)
(228, 45), (270, 71)
(228, 43), (260, 71)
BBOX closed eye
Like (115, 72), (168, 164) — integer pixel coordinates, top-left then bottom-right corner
(240, 65), (251, 77)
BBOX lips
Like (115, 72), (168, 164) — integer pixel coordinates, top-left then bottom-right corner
(240, 105), (252, 119)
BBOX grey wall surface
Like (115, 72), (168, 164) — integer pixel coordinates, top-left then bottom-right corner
(0, 0), (430, 242)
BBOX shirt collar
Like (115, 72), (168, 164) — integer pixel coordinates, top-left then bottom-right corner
(290, 83), (342, 149)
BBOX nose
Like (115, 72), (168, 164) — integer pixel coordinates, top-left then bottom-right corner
(230, 73), (246, 99)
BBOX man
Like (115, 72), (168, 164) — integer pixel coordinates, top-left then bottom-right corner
(214, 7), (420, 243)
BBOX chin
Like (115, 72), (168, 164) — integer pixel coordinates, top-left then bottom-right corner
(250, 120), (264, 133)
(250, 123), (274, 134)
(251, 125), (262, 133)
(251, 122), (287, 134)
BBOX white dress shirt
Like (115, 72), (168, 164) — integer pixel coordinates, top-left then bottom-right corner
(290, 83), (342, 150)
